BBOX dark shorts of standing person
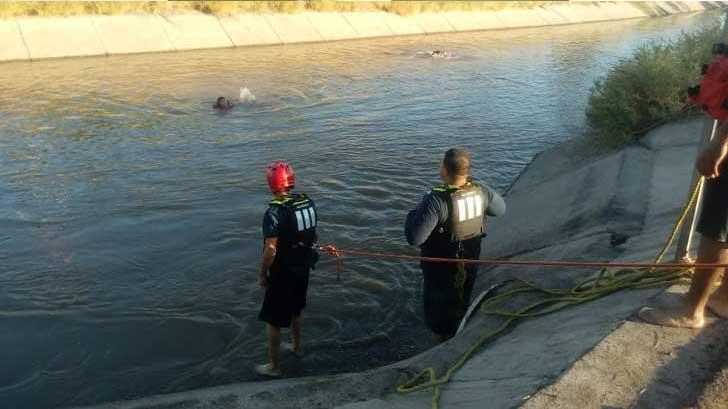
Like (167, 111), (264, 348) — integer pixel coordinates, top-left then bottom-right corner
(259, 265), (310, 328)
(422, 261), (478, 337)
(697, 162), (728, 243)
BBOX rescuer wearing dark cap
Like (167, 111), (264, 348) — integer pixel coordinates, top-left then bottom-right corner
(405, 148), (506, 342)
(256, 162), (319, 377)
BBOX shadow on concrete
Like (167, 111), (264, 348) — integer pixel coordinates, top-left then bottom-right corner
(627, 319), (728, 409)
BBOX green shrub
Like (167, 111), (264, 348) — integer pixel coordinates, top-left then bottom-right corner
(586, 18), (722, 146)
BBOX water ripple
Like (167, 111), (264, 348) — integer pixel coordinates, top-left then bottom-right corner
(0, 11), (716, 409)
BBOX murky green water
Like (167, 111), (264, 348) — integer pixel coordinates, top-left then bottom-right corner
(0, 12), (717, 409)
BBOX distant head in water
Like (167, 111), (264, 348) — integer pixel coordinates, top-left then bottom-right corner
(431, 50), (442, 57)
(214, 97), (233, 110)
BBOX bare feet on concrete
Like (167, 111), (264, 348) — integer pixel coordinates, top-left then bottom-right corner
(638, 306), (705, 329)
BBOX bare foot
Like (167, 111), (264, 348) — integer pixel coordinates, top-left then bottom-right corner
(707, 294), (728, 319)
(638, 306), (705, 328)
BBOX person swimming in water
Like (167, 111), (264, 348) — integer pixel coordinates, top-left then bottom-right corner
(431, 50), (452, 59)
(213, 96), (234, 110)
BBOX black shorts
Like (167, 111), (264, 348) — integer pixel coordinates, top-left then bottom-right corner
(697, 164), (728, 243)
(422, 262), (478, 337)
(258, 266), (310, 328)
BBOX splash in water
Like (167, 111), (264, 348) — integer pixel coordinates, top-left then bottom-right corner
(239, 86), (256, 103)
(414, 50), (454, 59)
(430, 50), (453, 59)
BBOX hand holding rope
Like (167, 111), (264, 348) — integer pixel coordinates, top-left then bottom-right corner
(317, 245), (342, 281)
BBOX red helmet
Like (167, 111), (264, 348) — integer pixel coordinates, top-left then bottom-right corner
(266, 162), (295, 193)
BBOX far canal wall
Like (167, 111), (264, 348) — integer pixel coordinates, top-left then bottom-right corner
(0, 1), (724, 63)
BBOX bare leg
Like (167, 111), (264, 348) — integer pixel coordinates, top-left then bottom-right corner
(706, 240), (728, 317)
(267, 324), (281, 371)
(640, 236), (727, 328)
(682, 237), (727, 317)
(708, 282), (728, 318)
(290, 314), (303, 354)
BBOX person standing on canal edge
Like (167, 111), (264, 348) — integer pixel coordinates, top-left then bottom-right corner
(405, 148), (506, 342)
(256, 162), (319, 377)
(640, 121), (728, 328)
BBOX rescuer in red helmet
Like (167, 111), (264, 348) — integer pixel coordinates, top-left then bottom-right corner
(255, 161), (319, 377)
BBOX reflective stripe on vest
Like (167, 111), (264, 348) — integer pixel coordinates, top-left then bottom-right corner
(430, 182), (487, 242)
(293, 205), (316, 232)
(270, 194), (317, 232)
(269, 193), (317, 257)
(456, 193), (483, 222)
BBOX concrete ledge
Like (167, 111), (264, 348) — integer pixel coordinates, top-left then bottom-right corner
(159, 13), (233, 51)
(218, 14), (281, 46)
(665, 1), (692, 13)
(534, 7), (572, 25)
(544, 6), (574, 24)
(342, 12), (395, 38)
(655, 1), (684, 14)
(93, 15), (174, 55)
(684, 1), (708, 12)
(264, 13), (323, 44)
(443, 11), (504, 32)
(522, 312), (728, 409)
(492, 8), (551, 28)
(305, 12), (360, 41)
(412, 12), (455, 34)
(18, 16), (106, 59)
(381, 14), (424, 36)
(551, 4), (623, 23)
(0, 3), (720, 66)
(0, 21), (29, 61)
(598, 3), (651, 19)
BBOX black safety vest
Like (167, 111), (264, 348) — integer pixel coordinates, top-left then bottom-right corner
(421, 183), (487, 260)
(269, 193), (317, 268)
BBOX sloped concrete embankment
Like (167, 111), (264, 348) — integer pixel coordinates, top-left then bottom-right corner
(72, 115), (708, 409)
(519, 130), (728, 407)
(0, 1), (724, 63)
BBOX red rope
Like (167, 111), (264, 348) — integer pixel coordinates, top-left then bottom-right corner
(317, 245), (728, 276)
(336, 256), (342, 282)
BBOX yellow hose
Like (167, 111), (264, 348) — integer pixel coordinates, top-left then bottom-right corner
(396, 178), (705, 409)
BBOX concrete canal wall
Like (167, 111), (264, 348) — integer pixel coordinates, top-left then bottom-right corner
(0, 1), (724, 63)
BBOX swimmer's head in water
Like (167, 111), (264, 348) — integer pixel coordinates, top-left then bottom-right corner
(214, 96), (233, 109)
(432, 50), (441, 56)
